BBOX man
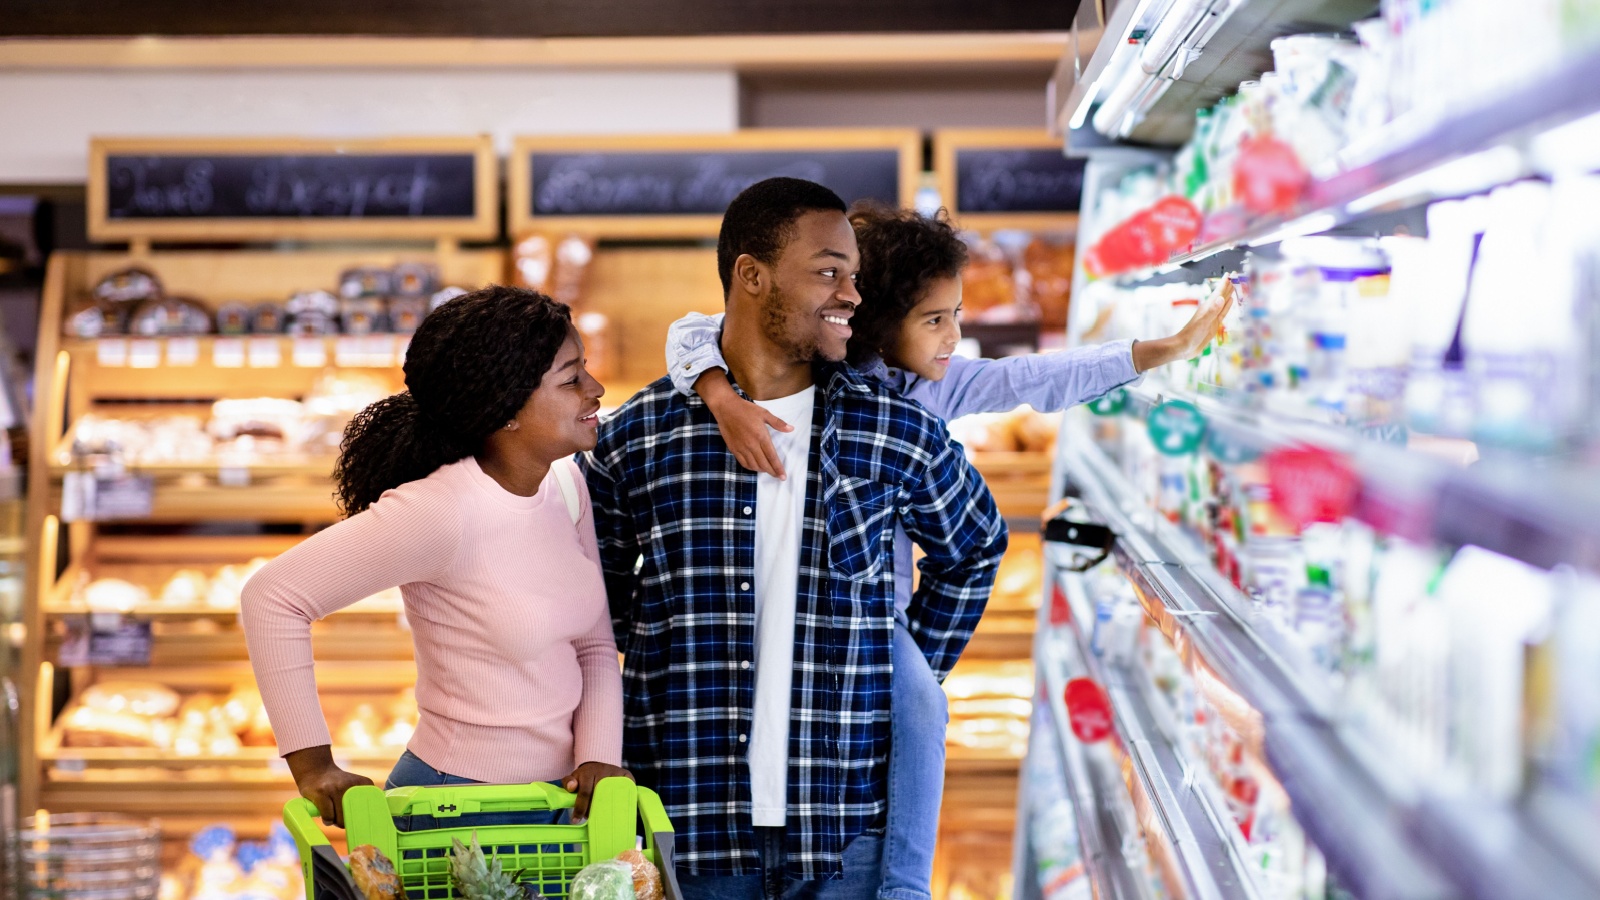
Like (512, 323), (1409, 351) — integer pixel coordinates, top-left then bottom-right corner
(583, 178), (1006, 900)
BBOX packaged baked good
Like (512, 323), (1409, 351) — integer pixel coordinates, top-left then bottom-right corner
(79, 681), (181, 718)
(286, 290), (340, 336)
(216, 302), (253, 336)
(1023, 235), (1076, 329)
(339, 267), (393, 300)
(129, 295), (212, 336)
(617, 849), (664, 900)
(960, 238), (1017, 320)
(514, 234), (555, 291)
(349, 845), (406, 900)
(65, 302), (120, 338)
(550, 234), (596, 306)
(340, 296), (386, 335)
(391, 262), (438, 299)
(252, 302), (288, 334)
(93, 267), (163, 305)
(387, 296), (428, 335)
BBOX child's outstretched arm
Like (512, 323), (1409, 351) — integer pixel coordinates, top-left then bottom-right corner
(912, 279), (1234, 421)
(665, 311), (793, 479)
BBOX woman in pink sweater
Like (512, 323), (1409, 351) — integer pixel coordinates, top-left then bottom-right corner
(241, 285), (627, 829)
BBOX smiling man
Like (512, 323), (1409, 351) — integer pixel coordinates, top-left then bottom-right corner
(582, 178), (1007, 900)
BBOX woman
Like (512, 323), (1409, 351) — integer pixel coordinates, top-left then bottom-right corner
(667, 204), (1229, 900)
(242, 285), (628, 829)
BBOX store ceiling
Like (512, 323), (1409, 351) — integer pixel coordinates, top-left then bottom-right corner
(3, 0), (1081, 38)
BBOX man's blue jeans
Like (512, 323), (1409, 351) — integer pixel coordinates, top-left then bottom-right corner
(677, 829), (884, 900)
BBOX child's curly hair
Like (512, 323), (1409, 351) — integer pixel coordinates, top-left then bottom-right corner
(845, 202), (969, 367)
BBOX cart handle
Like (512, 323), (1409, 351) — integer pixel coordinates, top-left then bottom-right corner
(284, 797), (333, 849)
(380, 780), (578, 816)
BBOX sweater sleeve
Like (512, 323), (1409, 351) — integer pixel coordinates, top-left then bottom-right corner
(901, 341), (1141, 420)
(565, 459), (624, 767)
(664, 311), (729, 397)
(240, 480), (464, 757)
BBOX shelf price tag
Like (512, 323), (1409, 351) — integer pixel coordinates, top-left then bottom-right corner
(58, 613), (153, 667)
(217, 465), (251, 487)
(247, 337), (282, 368)
(166, 337), (200, 366)
(292, 338), (328, 368)
(1088, 388), (1127, 417)
(334, 337), (363, 367)
(363, 335), (397, 367)
(96, 339), (128, 367)
(1147, 399), (1205, 456)
(127, 339), (161, 368)
(61, 471), (154, 522)
(1063, 677), (1114, 743)
(213, 338), (246, 368)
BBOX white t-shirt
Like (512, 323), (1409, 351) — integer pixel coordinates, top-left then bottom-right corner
(748, 386), (817, 827)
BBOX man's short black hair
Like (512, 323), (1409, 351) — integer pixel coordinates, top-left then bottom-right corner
(717, 177), (848, 297)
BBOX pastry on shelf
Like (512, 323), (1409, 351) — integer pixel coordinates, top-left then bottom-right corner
(1023, 235), (1076, 330)
(159, 569), (211, 607)
(61, 706), (164, 748)
(79, 681), (182, 719)
(80, 577), (151, 613)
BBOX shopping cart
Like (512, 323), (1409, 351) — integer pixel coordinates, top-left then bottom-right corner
(283, 778), (682, 900)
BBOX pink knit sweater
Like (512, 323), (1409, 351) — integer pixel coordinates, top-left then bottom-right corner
(240, 457), (623, 784)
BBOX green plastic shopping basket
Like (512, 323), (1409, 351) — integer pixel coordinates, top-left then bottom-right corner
(283, 778), (682, 900)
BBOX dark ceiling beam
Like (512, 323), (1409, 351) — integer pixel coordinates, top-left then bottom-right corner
(3, 0), (1079, 39)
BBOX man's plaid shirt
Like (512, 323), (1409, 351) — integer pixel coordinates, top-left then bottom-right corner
(581, 363), (1007, 881)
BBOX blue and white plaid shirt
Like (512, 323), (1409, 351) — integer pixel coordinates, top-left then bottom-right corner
(582, 362), (1007, 881)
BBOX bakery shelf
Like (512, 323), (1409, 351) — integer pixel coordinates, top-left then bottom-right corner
(1108, 42), (1600, 282)
(1054, 422), (1598, 900)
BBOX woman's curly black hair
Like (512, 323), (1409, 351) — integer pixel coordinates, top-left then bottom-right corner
(333, 284), (572, 516)
(845, 202), (969, 367)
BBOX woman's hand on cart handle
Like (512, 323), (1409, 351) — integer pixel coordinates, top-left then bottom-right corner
(564, 761), (634, 824)
(286, 744), (374, 829)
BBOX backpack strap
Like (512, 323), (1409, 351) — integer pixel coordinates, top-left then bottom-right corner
(551, 458), (581, 525)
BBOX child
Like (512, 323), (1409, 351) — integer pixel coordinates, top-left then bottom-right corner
(666, 204), (1230, 900)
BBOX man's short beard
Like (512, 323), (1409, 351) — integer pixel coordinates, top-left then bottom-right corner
(760, 283), (822, 363)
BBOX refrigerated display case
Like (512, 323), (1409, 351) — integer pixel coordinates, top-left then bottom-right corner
(1023, 1), (1600, 898)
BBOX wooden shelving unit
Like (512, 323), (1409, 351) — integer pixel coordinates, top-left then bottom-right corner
(19, 136), (500, 849)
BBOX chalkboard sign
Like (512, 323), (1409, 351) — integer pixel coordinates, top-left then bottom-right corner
(89, 137), (498, 242)
(105, 154), (477, 220)
(953, 148), (1085, 213)
(511, 131), (919, 238)
(529, 150), (901, 217)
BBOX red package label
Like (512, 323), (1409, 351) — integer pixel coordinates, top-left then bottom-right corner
(1064, 677), (1114, 743)
(1233, 135), (1309, 215)
(1049, 582), (1071, 626)
(1264, 445), (1358, 529)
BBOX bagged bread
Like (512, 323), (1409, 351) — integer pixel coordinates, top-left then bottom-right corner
(349, 845), (407, 900)
(616, 849), (662, 900)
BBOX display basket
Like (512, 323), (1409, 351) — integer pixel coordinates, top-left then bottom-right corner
(17, 813), (162, 900)
(283, 778), (682, 900)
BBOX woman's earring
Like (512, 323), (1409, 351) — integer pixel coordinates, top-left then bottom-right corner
(504, 421), (519, 431)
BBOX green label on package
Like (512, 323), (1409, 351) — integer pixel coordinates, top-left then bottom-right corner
(1147, 399), (1206, 456)
(1088, 388), (1128, 417)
